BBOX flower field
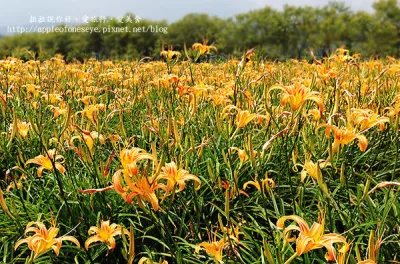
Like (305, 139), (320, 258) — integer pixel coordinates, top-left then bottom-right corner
(0, 48), (399, 263)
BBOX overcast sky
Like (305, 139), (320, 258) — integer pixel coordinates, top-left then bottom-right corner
(1, 0), (376, 26)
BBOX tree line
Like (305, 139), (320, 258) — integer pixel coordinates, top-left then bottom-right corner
(1, 0), (399, 60)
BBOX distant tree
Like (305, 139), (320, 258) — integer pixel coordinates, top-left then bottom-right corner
(0, 2), (400, 60)
(372, 0), (400, 56)
(166, 14), (225, 51)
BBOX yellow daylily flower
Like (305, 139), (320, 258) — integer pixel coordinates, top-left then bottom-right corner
(157, 161), (201, 195)
(85, 220), (130, 250)
(15, 221), (80, 260)
(25, 149), (65, 177)
(277, 214), (346, 263)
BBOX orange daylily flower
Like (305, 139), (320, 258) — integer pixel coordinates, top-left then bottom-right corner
(9, 119), (30, 139)
(277, 214), (347, 263)
(318, 124), (368, 153)
(85, 220), (130, 250)
(254, 113), (270, 124)
(26, 149), (65, 177)
(236, 110), (258, 129)
(221, 180), (249, 199)
(113, 149), (164, 212)
(41, 93), (63, 104)
(270, 83), (324, 115)
(218, 221), (244, 245)
(350, 108), (389, 131)
(117, 147), (156, 178)
(80, 147), (162, 211)
(222, 106), (259, 138)
(120, 147), (156, 170)
(160, 44), (181, 60)
(113, 172), (165, 211)
(15, 221), (80, 260)
(70, 130), (105, 153)
(298, 156), (330, 182)
(195, 235), (227, 263)
(151, 74), (180, 89)
(16, 120), (30, 138)
(79, 95), (95, 106)
(157, 161), (201, 195)
(307, 109), (321, 121)
(192, 39), (217, 56)
(301, 158), (319, 181)
(49, 104), (68, 118)
(24, 84), (40, 97)
(75, 104), (105, 123)
(230, 147), (249, 164)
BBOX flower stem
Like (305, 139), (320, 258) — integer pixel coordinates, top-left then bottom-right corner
(230, 127), (240, 140)
(284, 252), (299, 264)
